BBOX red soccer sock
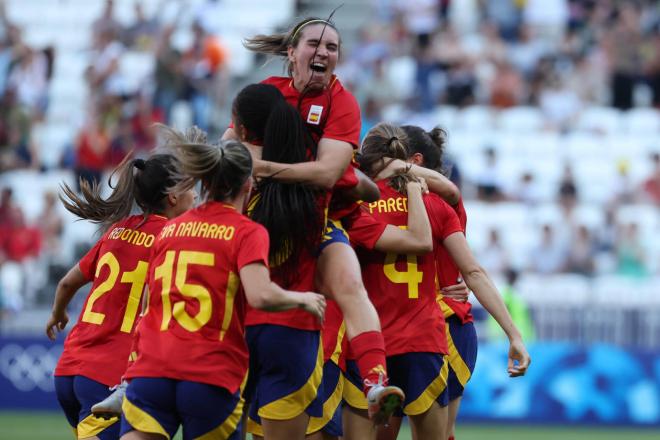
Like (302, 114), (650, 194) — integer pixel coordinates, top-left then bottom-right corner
(448, 436), (455, 440)
(349, 330), (387, 393)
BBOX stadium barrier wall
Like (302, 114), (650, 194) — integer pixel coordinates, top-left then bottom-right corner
(0, 336), (659, 426)
(461, 341), (660, 426)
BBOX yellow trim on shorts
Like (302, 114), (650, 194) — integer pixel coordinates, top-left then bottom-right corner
(342, 374), (368, 410)
(258, 341), (324, 420)
(122, 395), (170, 440)
(76, 412), (119, 439)
(403, 358), (449, 416)
(329, 322), (346, 365)
(322, 219), (349, 242)
(246, 416), (264, 437)
(446, 323), (472, 386)
(307, 367), (344, 434)
(196, 396), (244, 440)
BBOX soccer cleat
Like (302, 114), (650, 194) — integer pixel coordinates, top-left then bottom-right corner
(365, 375), (405, 426)
(91, 380), (128, 419)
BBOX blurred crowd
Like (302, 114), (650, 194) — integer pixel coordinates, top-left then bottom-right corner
(343, 0), (660, 125)
(1, 0), (660, 314)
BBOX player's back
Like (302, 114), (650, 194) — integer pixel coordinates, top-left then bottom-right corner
(358, 181), (446, 356)
(55, 214), (167, 386)
(127, 201), (268, 392)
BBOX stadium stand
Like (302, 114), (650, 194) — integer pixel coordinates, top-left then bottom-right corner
(0, 0), (659, 350)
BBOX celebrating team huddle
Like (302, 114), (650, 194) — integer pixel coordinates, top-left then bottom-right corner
(45, 16), (531, 440)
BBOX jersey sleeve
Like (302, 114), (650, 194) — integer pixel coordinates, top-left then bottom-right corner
(323, 88), (361, 148)
(347, 207), (388, 250)
(424, 195), (463, 241)
(333, 163), (359, 190)
(77, 238), (103, 281)
(236, 222), (270, 270)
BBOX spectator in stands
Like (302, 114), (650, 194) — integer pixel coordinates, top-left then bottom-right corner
(476, 147), (504, 202)
(121, 0), (160, 50)
(360, 96), (383, 142)
(86, 27), (124, 99)
(74, 110), (111, 188)
(565, 224), (596, 276)
(478, 228), (510, 276)
(36, 191), (63, 262)
(640, 152), (660, 205)
(510, 171), (542, 206)
(181, 21), (228, 131)
(489, 60), (524, 108)
(538, 73), (581, 132)
(0, 187), (14, 226)
(152, 24), (184, 124)
(92, 0), (122, 42)
(616, 222), (648, 278)
(528, 224), (567, 274)
(487, 268), (536, 342)
(0, 206), (42, 307)
(558, 163), (578, 213)
(7, 45), (50, 120)
(604, 3), (643, 110)
(0, 88), (34, 170)
(610, 159), (636, 205)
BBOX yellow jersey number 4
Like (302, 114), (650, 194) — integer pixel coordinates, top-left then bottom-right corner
(383, 252), (423, 299)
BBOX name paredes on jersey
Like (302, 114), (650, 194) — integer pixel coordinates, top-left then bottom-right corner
(107, 227), (156, 247)
(159, 221), (236, 241)
(367, 197), (408, 214)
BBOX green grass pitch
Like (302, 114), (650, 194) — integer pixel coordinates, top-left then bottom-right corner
(0, 411), (658, 439)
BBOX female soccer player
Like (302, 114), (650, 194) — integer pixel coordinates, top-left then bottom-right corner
(224, 17), (402, 424)
(378, 125), (532, 440)
(118, 127), (326, 440)
(231, 83), (432, 440)
(345, 123), (457, 440)
(46, 153), (196, 440)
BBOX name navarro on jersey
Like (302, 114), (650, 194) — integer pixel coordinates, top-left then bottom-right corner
(107, 227), (156, 247)
(367, 197), (408, 214)
(159, 221), (236, 241)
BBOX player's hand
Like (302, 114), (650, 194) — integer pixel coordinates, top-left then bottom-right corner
(407, 177), (428, 194)
(46, 310), (69, 340)
(441, 278), (469, 302)
(375, 158), (405, 181)
(507, 338), (531, 377)
(299, 293), (327, 323)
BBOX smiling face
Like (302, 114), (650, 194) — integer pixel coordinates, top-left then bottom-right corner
(288, 23), (340, 92)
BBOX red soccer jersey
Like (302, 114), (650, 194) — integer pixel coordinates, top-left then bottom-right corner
(262, 76), (362, 220)
(124, 202), (269, 393)
(353, 182), (461, 356)
(244, 244), (321, 331)
(55, 214), (167, 386)
(435, 197), (474, 323)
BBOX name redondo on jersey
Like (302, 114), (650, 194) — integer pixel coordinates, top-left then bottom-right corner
(159, 221), (236, 241)
(107, 227), (156, 247)
(367, 197), (408, 214)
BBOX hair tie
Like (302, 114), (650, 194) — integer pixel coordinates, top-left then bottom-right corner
(387, 136), (398, 146)
(133, 158), (146, 170)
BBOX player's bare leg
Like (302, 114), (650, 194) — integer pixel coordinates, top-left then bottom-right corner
(261, 413), (309, 440)
(317, 243), (403, 423)
(341, 406), (376, 440)
(317, 243), (380, 339)
(376, 416), (402, 440)
(447, 396), (462, 439)
(409, 401), (447, 440)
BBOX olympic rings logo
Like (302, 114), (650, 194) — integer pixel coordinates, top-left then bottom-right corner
(0, 343), (62, 392)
